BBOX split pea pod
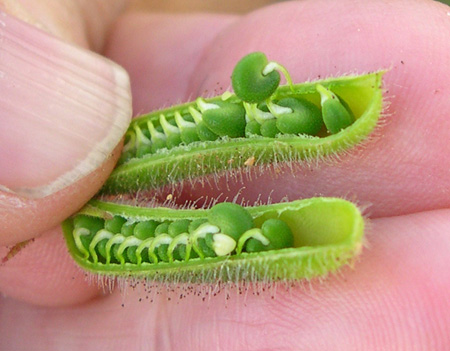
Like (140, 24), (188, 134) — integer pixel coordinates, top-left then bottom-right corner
(62, 198), (364, 282)
(104, 51), (385, 195)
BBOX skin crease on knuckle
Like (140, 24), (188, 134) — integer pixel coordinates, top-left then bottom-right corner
(1, 0), (449, 350)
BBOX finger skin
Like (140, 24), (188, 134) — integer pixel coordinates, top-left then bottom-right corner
(1, 208), (449, 350)
(0, 0), (127, 50)
(104, 13), (237, 113)
(0, 226), (100, 306)
(0, 145), (121, 246)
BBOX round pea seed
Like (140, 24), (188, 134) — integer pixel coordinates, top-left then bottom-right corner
(276, 97), (324, 135)
(136, 143), (153, 158)
(133, 220), (159, 240)
(208, 203), (254, 241)
(189, 218), (208, 233)
(198, 236), (217, 257)
(316, 84), (355, 134)
(157, 244), (171, 262)
(245, 120), (262, 137)
(260, 119), (280, 138)
(73, 215), (104, 232)
(127, 246), (149, 264)
(231, 52), (280, 103)
(168, 219), (191, 237)
(245, 218), (294, 252)
(96, 240), (108, 259)
(155, 222), (170, 236)
(112, 244), (126, 262)
(196, 122), (219, 141)
(166, 134), (182, 149)
(104, 216), (126, 234)
(180, 126), (200, 144)
(121, 222), (136, 237)
(202, 102), (246, 138)
(73, 215), (104, 252)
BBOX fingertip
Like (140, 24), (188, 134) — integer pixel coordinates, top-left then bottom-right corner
(0, 143), (121, 246)
(0, 226), (103, 307)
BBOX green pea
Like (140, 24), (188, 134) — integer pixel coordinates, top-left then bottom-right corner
(189, 219), (208, 233)
(133, 124), (152, 157)
(169, 230), (198, 260)
(245, 120), (262, 137)
(127, 246), (149, 264)
(133, 220), (159, 240)
(260, 119), (280, 138)
(245, 218), (294, 252)
(168, 219), (191, 237)
(316, 84), (355, 134)
(151, 139), (167, 153)
(198, 235), (217, 258)
(208, 203), (254, 241)
(121, 222), (136, 237)
(276, 97), (324, 135)
(112, 243), (125, 262)
(104, 216), (126, 233)
(73, 215), (104, 233)
(174, 112), (200, 144)
(231, 52), (280, 103)
(159, 115), (182, 148)
(148, 121), (167, 153)
(202, 102), (246, 138)
(155, 222), (170, 236)
(73, 215), (104, 252)
(196, 122), (219, 141)
(126, 247), (139, 264)
(180, 126), (200, 144)
(257, 102), (270, 112)
(165, 133), (182, 150)
(136, 143), (153, 158)
(157, 244), (170, 262)
(177, 244), (199, 261)
(95, 241), (107, 260)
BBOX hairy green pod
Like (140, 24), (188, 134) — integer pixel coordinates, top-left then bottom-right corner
(62, 198), (364, 282)
(104, 67), (384, 194)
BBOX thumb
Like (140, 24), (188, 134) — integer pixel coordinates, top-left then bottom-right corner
(0, 1), (131, 245)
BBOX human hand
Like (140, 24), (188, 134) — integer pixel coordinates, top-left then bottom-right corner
(1, 0), (449, 349)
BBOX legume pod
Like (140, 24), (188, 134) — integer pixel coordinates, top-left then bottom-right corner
(62, 197), (364, 282)
(102, 52), (384, 195)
